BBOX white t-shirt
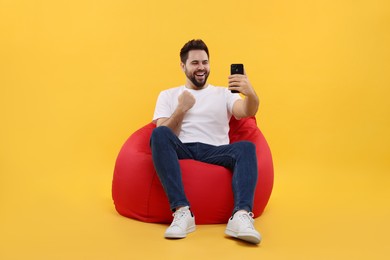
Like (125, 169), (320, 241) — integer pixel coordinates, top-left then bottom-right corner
(152, 84), (241, 146)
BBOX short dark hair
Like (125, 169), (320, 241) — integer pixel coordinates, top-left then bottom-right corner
(180, 39), (209, 63)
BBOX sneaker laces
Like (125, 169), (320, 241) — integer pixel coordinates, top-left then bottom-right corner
(170, 208), (190, 227)
(238, 212), (255, 230)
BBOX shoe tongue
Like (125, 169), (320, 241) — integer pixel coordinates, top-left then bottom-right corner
(177, 206), (189, 212)
(234, 210), (248, 217)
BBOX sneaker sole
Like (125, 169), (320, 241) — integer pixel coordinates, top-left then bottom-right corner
(164, 226), (196, 239)
(225, 229), (261, 244)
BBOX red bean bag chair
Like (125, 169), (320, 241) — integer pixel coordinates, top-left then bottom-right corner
(112, 116), (273, 224)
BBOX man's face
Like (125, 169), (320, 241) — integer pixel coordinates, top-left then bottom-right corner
(182, 50), (210, 89)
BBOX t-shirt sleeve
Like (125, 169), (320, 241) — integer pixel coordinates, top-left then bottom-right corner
(152, 91), (173, 122)
(226, 90), (242, 114)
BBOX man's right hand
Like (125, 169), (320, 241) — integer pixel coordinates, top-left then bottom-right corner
(178, 90), (196, 113)
(156, 91), (195, 135)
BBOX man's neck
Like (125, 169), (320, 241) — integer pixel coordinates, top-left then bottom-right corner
(185, 82), (209, 90)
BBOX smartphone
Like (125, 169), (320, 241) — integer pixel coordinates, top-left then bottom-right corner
(230, 64), (244, 93)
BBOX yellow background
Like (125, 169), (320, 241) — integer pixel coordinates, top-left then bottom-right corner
(1, 0), (389, 259)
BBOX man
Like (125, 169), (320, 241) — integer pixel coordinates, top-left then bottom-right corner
(150, 39), (261, 244)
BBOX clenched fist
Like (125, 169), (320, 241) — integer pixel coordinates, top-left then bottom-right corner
(178, 90), (196, 113)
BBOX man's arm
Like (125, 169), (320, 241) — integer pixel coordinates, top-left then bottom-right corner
(156, 90), (195, 136)
(229, 74), (260, 119)
(156, 110), (186, 136)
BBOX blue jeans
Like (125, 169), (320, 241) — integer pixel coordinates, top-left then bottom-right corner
(150, 126), (258, 214)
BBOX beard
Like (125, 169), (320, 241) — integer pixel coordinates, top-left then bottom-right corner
(185, 69), (210, 89)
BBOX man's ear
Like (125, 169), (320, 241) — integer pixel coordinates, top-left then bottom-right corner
(180, 62), (185, 72)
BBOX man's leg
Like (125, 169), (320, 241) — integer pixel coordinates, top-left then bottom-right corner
(196, 141), (258, 213)
(150, 126), (193, 210)
(196, 141), (261, 244)
(150, 126), (195, 238)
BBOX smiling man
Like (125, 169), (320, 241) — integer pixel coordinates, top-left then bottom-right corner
(150, 39), (261, 244)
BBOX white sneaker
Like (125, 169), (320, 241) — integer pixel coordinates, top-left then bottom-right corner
(164, 206), (196, 239)
(225, 211), (261, 244)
